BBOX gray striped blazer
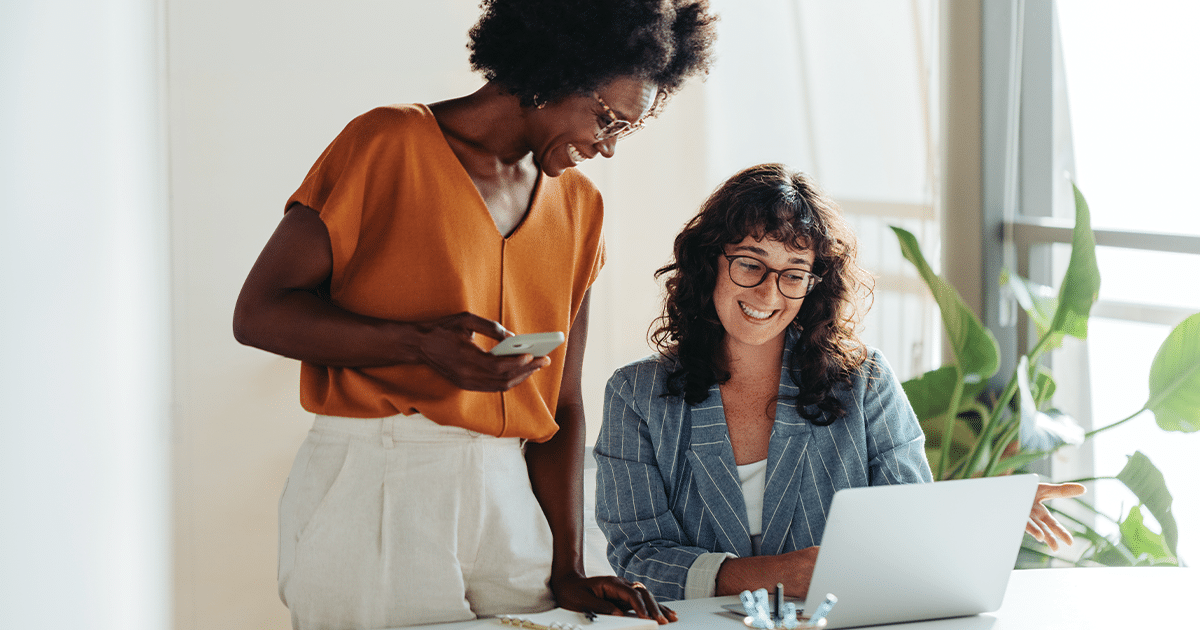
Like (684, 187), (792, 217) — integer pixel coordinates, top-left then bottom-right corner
(594, 343), (933, 602)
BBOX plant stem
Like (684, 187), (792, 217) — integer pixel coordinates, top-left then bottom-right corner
(963, 387), (1015, 478)
(1066, 496), (1123, 526)
(1064, 476), (1115, 484)
(954, 411), (988, 479)
(1084, 407), (1148, 439)
(973, 332), (1059, 477)
(937, 371), (966, 479)
(1047, 506), (1093, 530)
(1027, 332), (1055, 364)
(965, 401), (990, 419)
(999, 333), (1055, 418)
(984, 416), (1023, 476)
(990, 371), (1021, 436)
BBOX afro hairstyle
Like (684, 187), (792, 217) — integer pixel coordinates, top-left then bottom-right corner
(468, 0), (718, 107)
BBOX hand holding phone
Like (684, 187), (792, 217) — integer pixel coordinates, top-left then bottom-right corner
(489, 331), (566, 357)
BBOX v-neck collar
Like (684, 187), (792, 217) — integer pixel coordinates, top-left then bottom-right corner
(418, 103), (545, 241)
(683, 332), (816, 557)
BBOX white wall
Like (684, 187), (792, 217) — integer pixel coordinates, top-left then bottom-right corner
(0, 1), (171, 629)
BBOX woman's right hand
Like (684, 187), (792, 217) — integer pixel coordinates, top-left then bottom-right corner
(715, 546), (820, 597)
(415, 312), (550, 392)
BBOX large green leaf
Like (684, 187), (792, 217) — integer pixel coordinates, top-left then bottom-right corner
(1146, 312), (1200, 432)
(892, 226), (1000, 382)
(1118, 505), (1178, 566)
(901, 366), (987, 422)
(1115, 451), (1178, 555)
(1048, 185), (1101, 340)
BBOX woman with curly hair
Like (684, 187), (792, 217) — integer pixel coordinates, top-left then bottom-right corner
(233, 1), (716, 627)
(594, 164), (1082, 602)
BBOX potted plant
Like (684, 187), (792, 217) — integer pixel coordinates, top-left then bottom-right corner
(891, 185), (1200, 566)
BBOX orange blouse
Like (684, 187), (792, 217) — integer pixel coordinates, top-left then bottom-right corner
(286, 104), (605, 442)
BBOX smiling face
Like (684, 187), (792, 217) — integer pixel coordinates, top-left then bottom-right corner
(527, 76), (659, 177)
(714, 235), (816, 354)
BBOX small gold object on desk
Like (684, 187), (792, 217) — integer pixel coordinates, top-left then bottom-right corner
(498, 615), (582, 630)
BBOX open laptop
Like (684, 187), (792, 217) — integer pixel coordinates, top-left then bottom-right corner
(802, 474), (1038, 628)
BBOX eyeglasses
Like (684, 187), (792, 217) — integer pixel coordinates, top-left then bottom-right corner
(593, 90), (668, 141)
(723, 254), (822, 299)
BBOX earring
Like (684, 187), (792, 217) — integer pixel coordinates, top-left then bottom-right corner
(533, 94), (546, 109)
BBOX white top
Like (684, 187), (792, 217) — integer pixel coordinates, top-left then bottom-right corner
(737, 458), (768, 553)
(736, 458), (768, 536)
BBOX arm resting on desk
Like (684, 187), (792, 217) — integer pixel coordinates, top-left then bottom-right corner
(595, 370), (729, 602)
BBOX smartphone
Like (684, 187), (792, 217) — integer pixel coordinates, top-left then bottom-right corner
(489, 331), (566, 357)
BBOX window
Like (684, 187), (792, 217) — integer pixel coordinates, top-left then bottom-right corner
(1057, 0), (1200, 562)
(984, 0), (1200, 563)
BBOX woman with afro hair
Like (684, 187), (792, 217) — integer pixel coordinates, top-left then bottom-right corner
(594, 164), (1084, 602)
(233, 1), (716, 627)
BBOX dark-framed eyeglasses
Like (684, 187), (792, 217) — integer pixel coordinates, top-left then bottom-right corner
(593, 90), (668, 141)
(723, 254), (822, 299)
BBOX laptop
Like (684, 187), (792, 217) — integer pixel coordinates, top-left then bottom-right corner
(802, 474), (1038, 628)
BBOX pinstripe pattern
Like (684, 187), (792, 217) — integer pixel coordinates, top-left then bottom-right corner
(594, 337), (933, 601)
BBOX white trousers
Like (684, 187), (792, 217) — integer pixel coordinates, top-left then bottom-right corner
(278, 413), (556, 629)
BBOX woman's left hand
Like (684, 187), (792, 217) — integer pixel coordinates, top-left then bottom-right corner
(1026, 482), (1086, 551)
(550, 573), (677, 625)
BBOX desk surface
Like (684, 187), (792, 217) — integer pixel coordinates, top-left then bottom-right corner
(408, 568), (1196, 630)
(663, 568), (1195, 629)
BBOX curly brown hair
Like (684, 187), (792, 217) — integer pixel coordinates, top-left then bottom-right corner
(652, 163), (874, 424)
(468, 0), (717, 107)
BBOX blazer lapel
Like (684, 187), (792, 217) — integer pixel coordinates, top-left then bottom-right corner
(683, 385), (754, 558)
(759, 350), (814, 555)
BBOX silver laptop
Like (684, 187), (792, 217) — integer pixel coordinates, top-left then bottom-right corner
(803, 474), (1038, 629)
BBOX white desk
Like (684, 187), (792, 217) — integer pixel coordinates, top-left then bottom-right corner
(407, 568), (1196, 630)
(663, 568), (1196, 629)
